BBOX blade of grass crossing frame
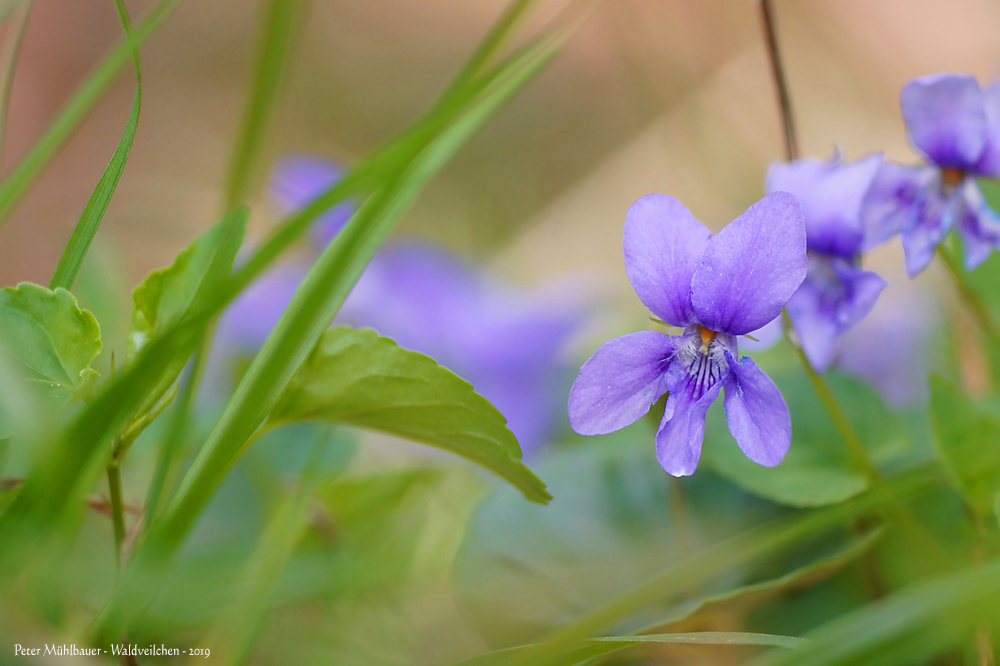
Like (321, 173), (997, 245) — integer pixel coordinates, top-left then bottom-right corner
(223, 0), (302, 209)
(0, 0), (180, 228)
(0, 0), (32, 166)
(49, 0), (140, 291)
(152, 17), (576, 554)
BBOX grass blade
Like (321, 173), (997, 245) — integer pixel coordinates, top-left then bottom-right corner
(223, 0), (303, 209)
(0, 0), (32, 166)
(0, 0), (180, 228)
(49, 0), (141, 291)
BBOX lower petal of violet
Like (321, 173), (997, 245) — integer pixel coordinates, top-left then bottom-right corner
(655, 379), (722, 477)
(900, 182), (961, 277)
(786, 256), (887, 372)
(957, 179), (1000, 269)
(722, 353), (791, 467)
(860, 162), (934, 253)
(567, 330), (676, 436)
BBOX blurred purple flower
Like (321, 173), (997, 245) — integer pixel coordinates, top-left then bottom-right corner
(269, 154), (355, 246)
(215, 155), (584, 455)
(767, 153), (887, 371)
(567, 193), (807, 477)
(861, 74), (1000, 276)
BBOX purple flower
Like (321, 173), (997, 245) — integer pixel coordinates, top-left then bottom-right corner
(567, 193), (807, 476)
(269, 154), (355, 246)
(766, 154), (888, 371)
(214, 156), (584, 455)
(861, 74), (1000, 276)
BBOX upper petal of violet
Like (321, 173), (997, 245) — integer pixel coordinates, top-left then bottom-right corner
(624, 194), (712, 327)
(973, 81), (1000, 177)
(901, 74), (987, 170)
(568, 330), (676, 435)
(766, 153), (882, 257)
(691, 192), (807, 336)
(722, 353), (791, 467)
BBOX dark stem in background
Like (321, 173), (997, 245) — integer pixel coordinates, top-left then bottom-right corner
(759, 0), (799, 161)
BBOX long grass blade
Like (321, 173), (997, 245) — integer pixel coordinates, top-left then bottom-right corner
(223, 0), (303, 210)
(0, 0), (180, 228)
(49, 0), (140, 291)
(0, 0), (32, 166)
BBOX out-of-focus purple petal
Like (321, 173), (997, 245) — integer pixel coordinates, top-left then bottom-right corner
(217, 262), (307, 350)
(268, 154), (355, 246)
(974, 82), (1000, 177)
(901, 74), (987, 169)
(655, 379), (721, 477)
(957, 180), (1000, 269)
(786, 257), (887, 372)
(691, 192), (807, 335)
(623, 194), (711, 327)
(722, 354), (791, 467)
(568, 331), (676, 435)
(838, 286), (937, 407)
(860, 163), (934, 252)
(766, 153), (882, 257)
(900, 186), (959, 277)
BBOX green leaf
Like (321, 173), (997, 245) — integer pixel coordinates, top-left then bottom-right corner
(754, 558), (1000, 666)
(126, 208), (246, 384)
(0, 0), (181, 228)
(703, 373), (902, 507)
(0, 282), (102, 399)
(929, 374), (1000, 516)
(0, 436), (8, 477)
(223, 0), (303, 209)
(455, 632), (807, 666)
(49, 0), (141, 291)
(269, 327), (549, 503)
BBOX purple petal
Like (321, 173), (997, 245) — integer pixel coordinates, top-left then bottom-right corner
(624, 194), (712, 327)
(786, 257), (887, 372)
(268, 154), (355, 246)
(860, 163), (933, 252)
(901, 74), (987, 169)
(899, 183), (959, 277)
(740, 315), (784, 352)
(766, 153), (882, 257)
(974, 81), (1000, 176)
(957, 180), (1000, 269)
(691, 192), (807, 336)
(722, 354), (791, 467)
(655, 379), (721, 477)
(217, 262), (307, 350)
(568, 331), (676, 435)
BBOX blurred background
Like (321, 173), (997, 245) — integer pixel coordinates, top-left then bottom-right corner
(1, 1), (999, 664)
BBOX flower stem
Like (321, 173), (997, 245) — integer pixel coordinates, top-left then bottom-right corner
(938, 243), (1000, 352)
(106, 464), (126, 569)
(759, 0), (799, 161)
(781, 312), (879, 480)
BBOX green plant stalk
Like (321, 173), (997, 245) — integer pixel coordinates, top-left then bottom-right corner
(223, 0), (303, 209)
(0, 0), (180, 228)
(50, 0), (141, 291)
(938, 241), (1000, 352)
(105, 464), (125, 569)
(0, 0), (33, 166)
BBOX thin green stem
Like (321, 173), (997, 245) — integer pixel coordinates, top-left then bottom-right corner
(0, 0), (33, 167)
(781, 311), (879, 480)
(106, 464), (126, 569)
(759, 0), (799, 161)
(938, 242), (1000, 352)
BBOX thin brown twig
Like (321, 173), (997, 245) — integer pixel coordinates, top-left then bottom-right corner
(759, 0), (799, 161)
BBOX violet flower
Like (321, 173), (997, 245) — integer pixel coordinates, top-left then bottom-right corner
(567, 193), (807, 476)
(861, 74), (1000, 276)
(766, 154), (888, 371)
(216, 155), (583, 455)
(269, 154), (355, 247)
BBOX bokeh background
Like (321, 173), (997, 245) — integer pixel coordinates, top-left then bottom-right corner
(2, 1), (1000, 664)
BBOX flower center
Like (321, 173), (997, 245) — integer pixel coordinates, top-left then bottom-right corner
(698, 325), (717, 354)
(941, 167), (965, 191)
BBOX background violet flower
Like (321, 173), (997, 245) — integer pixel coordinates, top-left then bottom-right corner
(767, 153), (887, 371)
(568, 192), (807, 476)
(214, 155), (584, 456)
(861, 73), (1000, 276)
